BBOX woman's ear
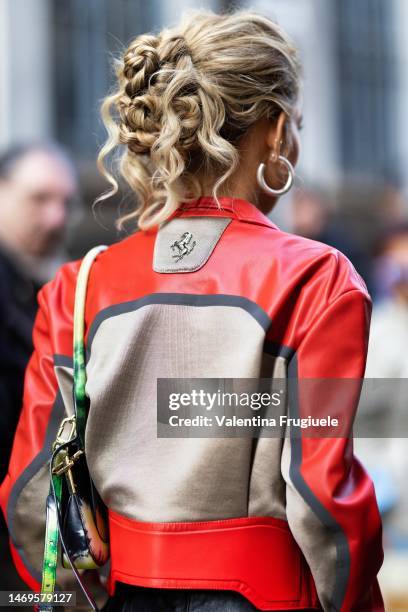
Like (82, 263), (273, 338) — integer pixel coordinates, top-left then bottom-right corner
(265, 111), (287, 162)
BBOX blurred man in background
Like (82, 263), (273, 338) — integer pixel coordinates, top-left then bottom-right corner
(0, 143), (97, 600)
(0, 142), (77, 482)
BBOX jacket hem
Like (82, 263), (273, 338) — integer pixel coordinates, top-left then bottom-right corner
(107, 510), (321, 611)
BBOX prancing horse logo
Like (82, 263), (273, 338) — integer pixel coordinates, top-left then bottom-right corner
(170, 232), (196, 262)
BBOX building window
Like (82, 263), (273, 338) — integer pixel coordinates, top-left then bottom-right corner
(51, 0), (154, 159)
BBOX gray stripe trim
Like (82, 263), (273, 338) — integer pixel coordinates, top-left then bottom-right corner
(287, 355), (350, 612)
(86, 293), (271, 351)
(263, 339), (295, 360)
(6, 356), (72, 582)
(53, 354), (74, 369)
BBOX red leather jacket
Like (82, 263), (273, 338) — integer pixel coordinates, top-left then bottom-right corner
(0, 196), (384, 611)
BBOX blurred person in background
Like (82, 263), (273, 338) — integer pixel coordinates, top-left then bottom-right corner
(0, 143), (77, 482)
(292, 186), (372, 291)
(371, 223), (408, 307)
(0, 143), (77, 595)
(357, 224), (408, 546)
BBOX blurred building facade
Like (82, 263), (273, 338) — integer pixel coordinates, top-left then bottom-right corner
(1, 0), (406, 188)
(1, 0), (408, 249)
(252, 0), (406, 189)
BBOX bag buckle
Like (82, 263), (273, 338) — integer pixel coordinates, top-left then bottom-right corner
(53, 415), (77, 450)
(52, 416), (84, 492)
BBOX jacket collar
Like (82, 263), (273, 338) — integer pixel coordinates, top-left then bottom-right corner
(172, 196), (278, 230)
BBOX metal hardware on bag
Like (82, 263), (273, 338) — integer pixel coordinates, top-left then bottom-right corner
(52, 449), (84, 476)
(52, 449), (84, 495)
(51, 415), (84, 493)
(52, 415), (77, 450)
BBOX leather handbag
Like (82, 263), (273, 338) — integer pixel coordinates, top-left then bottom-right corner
(39, 246), (109, 612)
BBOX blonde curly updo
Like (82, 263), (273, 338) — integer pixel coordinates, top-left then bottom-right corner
(97, 9), (301, 231)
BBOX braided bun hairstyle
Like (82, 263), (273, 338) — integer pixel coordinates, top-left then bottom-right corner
(97, 10), (301, 231)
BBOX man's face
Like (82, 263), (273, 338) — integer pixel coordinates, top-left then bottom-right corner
(0, 150), (77, 256)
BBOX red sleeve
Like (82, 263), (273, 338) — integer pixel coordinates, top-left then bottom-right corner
(282, 285), (384, 611)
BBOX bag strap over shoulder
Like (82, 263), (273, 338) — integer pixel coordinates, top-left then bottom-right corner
(39, 245), (107, 612)
(73, 245), (108, 445)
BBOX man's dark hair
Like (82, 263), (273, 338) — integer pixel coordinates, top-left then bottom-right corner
(0, 142), (75, 179)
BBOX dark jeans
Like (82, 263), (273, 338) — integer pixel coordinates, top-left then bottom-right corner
(101, 583), (314, 611)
